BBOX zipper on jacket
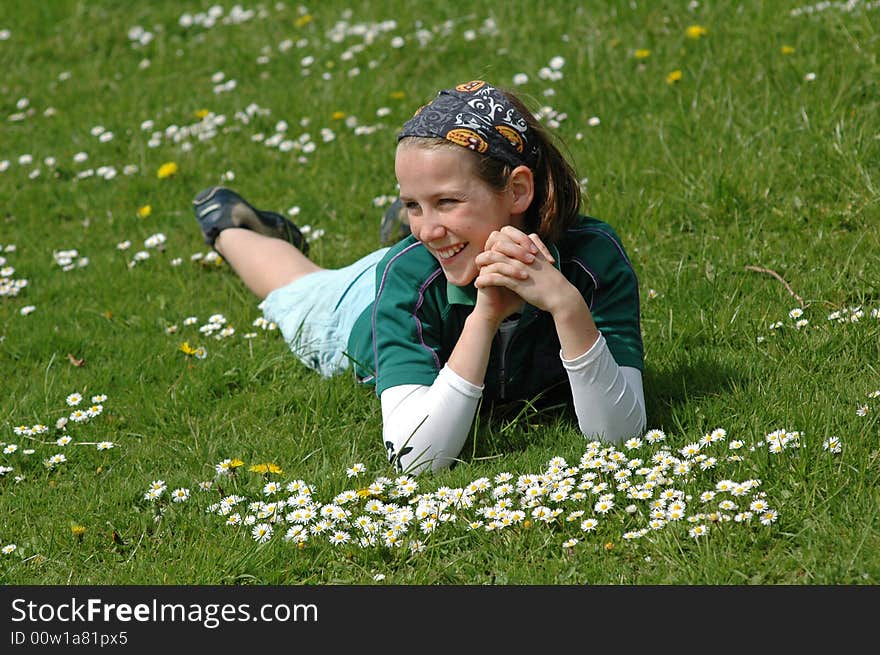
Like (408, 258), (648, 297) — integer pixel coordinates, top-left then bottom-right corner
(498, 328), (519, 401)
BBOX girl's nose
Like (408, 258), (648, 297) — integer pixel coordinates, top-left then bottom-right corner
(416, 212), (446, 243)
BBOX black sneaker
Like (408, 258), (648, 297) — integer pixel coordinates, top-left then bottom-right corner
(192, 186), (309, 255)
(379, 198), (411, 246)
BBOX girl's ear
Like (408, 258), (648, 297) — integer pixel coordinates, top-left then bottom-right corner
(508, 165), (534, 214)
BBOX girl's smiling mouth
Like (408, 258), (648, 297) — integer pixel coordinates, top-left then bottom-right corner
(434, 242), (468, 260)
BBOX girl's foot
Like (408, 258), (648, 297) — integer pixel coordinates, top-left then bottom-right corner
(193, 186), (309, 255)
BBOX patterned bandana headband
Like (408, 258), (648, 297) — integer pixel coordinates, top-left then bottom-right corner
(398, 80), (539, 169)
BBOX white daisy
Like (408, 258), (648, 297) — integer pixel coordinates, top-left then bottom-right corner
(252, 523), (273, 543)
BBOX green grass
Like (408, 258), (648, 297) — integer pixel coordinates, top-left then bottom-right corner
(1, 0), (879, 585)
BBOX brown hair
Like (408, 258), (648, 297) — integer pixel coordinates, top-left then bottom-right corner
(398, 88), (582, 244)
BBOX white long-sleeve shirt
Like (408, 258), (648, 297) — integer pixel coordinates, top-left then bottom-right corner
(380, 331), (645, 474)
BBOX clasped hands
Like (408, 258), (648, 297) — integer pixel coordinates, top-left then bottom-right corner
(473, 225), (570, 322)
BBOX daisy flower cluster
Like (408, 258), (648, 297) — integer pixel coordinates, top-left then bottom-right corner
(855, 388), (880, 419)
(511, 54), (567, 97)
(53, 248), (89, 272)
(142, 479), (192, 504)
(146, 425), (841, 555)
(790, 0), (880, 18)
(0, 5), (587, 200)
(0, 243), (28, 299)
(1, 392), (115, 483)
(165, 311), (278, 353)
(121, 232), (167, 269)
(759, 304), (879, 342)
(827, 305), (880, 323)
(177, 5), (259, 32)
(189, 250), (225, 268)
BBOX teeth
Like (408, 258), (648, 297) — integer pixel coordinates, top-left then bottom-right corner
(437, 243), (466, 260)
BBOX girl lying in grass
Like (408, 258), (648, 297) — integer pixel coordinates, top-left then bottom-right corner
(191, 80), (646, 474)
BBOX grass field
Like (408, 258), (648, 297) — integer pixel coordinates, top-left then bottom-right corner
(1, 0), (879, 585)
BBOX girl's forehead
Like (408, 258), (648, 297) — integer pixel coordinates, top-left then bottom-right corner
(395, 141), (476, 172)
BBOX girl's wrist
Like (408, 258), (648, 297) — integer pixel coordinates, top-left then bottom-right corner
(466, 308), (504, 332)
(545, 282), (585, 318)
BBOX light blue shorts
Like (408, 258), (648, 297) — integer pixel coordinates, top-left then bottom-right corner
(260, 248), (389, 378)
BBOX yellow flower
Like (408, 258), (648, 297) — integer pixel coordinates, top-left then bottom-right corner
(781, 45), (795, 55)
(179, 341), (197, 356)
(137, 204), (152, 218)
(604, 541), (615, 551)
(685, 25), (708, 39)
(157, 161), (178, 179)
(331, 111), (346, 120)
(666, 69), (683, 84)
(195, 108), (210, 119)
(294, 14), (312, 28)
(71, 525), (86, 540)
(229, 458), (245, 469)
(390, 90), (406, 100)
(249, 463), (283, 474)
(634, 48), (651, 59)
(356, 488), (373, 498)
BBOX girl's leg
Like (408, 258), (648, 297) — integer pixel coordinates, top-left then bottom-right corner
(214, 227), (323, 299)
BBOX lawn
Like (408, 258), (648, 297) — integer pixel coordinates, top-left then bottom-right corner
(1, 0), (878, 585)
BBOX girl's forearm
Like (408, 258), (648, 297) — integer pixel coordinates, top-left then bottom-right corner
(549, 286), (600, 360)
(445, 311), (501, 387)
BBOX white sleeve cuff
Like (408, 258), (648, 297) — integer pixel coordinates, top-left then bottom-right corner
(437, 363), (484, 398)
(560, 331), (606, 369)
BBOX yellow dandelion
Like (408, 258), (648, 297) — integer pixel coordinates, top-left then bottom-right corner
(666, 69), (683, 84)
(195, 108), (211, 119)
(294, 14), (313, 28)
(137, 204), (152, 218)
(331, 111), (346, 120)
(781, 45), (795, 55)
(356, 488), (372, 498)
(390, 90), (406, 100)
(71, 525), (86, 540)
(179, 341), (197, 355)
(249, 463), (283, 474)
(634, 49), (651, 59)
(685, 25), (708, 39)
(157, 161), (178, 179)
(604, 541), (615, 551)
(229, 458), (245, 469)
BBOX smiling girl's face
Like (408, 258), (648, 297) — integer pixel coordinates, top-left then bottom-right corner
(394, 141), (525, 286)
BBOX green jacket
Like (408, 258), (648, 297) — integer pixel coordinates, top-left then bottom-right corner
(346, 215), (643, 402)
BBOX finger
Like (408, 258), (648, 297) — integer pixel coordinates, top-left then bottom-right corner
(475, 269), (530, 291)
(476, 249), (535, 272)
(528, 233), (555, 263)
(501, 225), (538, 253)
(477, 261), (530, 281)
(478, 243), (534, 266)
(485, 226), (535, 255)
